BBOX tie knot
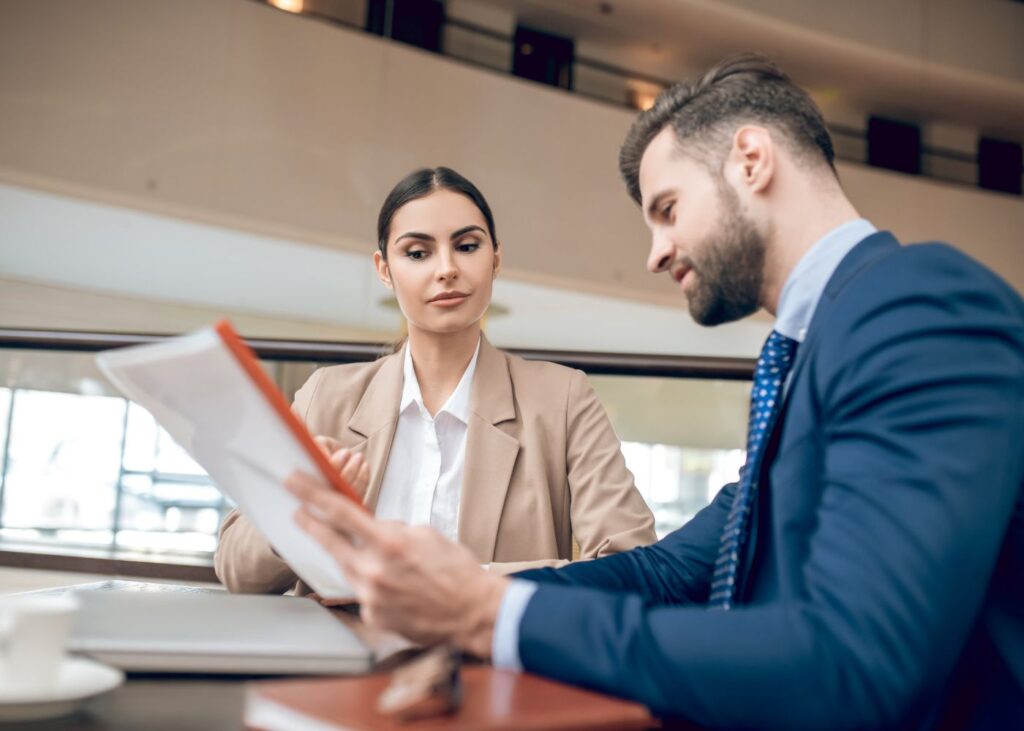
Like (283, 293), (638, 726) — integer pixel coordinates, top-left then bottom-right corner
(758, 330), (798, 370)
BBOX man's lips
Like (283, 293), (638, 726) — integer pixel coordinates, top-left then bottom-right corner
(671, 264), (693, 287)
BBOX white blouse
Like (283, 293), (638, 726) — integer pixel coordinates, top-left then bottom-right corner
(373, 340), (481, 542)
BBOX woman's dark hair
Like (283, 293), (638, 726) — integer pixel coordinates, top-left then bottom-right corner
(376, 167), (498, 259)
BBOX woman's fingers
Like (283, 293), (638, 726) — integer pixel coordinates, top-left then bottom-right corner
(311, 438), (370, 494)
(287, 470), (381, 546)
(314, 435), (342, 458)
(339, 451), (367, 490)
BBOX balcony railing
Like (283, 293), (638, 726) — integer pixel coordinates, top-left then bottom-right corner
(254, 0), (1022, 196)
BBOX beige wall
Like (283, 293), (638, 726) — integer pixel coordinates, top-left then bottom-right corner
(0, 0), (1021, 323)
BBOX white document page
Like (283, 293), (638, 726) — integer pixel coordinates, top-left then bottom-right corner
(96, 327), (354, 599)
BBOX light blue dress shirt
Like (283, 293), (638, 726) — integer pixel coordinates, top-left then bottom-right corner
(491, 218), (879, 670)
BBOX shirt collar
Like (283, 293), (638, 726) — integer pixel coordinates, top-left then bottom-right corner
(400, 338), (481, 423)
(775, 218), (877, 343)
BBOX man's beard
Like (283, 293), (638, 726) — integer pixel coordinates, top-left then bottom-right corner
(684, 184), (767, 327)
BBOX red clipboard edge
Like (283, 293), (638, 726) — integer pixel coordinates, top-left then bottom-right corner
(213, 319), (366, 510)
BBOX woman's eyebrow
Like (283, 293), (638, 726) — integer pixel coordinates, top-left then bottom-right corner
(450, 225), (486, 240)
(395, 231), (434, 244)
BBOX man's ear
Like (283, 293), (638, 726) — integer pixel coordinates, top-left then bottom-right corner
(374, 250), (393, 289)
(730, 125), (775, 194)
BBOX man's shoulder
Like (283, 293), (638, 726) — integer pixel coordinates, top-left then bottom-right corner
(829, 238), (1023, 324)
(807, 237), (1024, 376)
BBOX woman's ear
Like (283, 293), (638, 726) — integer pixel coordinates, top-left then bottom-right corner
(374, 250), (393, 289)
(492, 242), (502, 279)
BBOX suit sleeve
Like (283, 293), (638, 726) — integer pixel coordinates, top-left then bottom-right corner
(212, 368), (325, 594)
(516, 255), (1024, 729)
(515, 481), (736, 605)
(560, 369), (658, 557)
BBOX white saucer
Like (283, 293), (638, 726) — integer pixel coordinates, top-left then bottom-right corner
(0, 656), (124, 722)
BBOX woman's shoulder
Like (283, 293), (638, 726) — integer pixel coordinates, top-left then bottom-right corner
(292, 351), (400, 416)
(305, 352), (400, 394)
(498, 349), (588, 400)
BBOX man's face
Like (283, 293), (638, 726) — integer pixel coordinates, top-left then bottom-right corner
(638, 127), (767, 326)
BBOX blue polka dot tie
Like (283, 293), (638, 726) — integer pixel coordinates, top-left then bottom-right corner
(709, 329), (798, 609)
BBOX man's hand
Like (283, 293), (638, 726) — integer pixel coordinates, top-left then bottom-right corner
(286, 470), (509, 658)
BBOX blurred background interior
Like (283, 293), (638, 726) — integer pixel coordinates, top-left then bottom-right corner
(0, 0), (1021, 588)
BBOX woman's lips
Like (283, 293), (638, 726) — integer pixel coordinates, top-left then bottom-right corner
(428, 292), (470, 307)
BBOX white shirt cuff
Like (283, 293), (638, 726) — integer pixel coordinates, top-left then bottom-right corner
(491, 579), (538, 671)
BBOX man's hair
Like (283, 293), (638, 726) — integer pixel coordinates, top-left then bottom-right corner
(619, 54), (836, 203)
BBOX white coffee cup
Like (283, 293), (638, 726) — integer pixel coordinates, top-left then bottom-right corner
(0, 594), (80, 693)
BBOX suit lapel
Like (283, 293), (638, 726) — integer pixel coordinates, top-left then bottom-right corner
(781, 231), (900, 405)
(458, 337), (519, 563)
(346, 347), (404, 510)
(739, 232), (901, 599)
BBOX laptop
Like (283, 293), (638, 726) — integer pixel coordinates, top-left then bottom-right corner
(67, 586), (373, 675)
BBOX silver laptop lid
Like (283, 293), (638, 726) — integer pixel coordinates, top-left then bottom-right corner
(68, 589), (370, 672)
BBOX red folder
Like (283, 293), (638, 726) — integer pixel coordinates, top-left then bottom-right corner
(214, 319), (364, 507)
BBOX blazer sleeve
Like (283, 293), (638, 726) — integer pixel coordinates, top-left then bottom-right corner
(212, 368), (325, 594)
(561, 369), (658, 557)
(515, 254), (1024, 729)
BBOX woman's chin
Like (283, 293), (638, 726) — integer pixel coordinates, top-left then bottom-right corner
(409, 312), (485, 336)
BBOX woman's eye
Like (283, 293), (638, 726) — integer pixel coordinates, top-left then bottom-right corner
(406, 250), (428, 260)
(457, 242), (481, 253)
(662, 203), (675, 219)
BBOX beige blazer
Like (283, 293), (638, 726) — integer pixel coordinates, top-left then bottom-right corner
(214, 337), (656, 595)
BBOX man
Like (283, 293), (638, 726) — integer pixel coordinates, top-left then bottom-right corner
(287, 55), (1024, 729)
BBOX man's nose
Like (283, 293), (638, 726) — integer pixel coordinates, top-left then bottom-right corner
(647, 232), (673, 274)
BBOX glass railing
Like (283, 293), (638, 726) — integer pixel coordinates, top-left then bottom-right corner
(0, 329), (754, 563)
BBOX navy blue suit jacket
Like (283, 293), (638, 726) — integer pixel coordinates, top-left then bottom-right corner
(515, 233), (1024, 729)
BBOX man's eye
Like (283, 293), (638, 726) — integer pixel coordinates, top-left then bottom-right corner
(406, 250), (428, 260)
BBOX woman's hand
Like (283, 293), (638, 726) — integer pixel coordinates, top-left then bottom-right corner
(313, 436), (371, 495)
(286, 469), (509, 657)
(307, 437), (371, 607)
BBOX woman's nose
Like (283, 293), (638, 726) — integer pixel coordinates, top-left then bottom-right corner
(436, 250), (458, 280)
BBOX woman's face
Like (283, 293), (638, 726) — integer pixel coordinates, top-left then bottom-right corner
(375, 189), (500, 336)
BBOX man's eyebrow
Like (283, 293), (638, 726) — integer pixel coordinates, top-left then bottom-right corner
(645, 191), (672, 221)
(450, 225), (486, 240)
(395, 231), (434, 244)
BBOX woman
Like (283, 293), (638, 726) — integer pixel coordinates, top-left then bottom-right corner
(214, 167), (655, 595)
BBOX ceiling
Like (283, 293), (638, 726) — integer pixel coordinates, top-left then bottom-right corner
(468, 0), (1024, 140)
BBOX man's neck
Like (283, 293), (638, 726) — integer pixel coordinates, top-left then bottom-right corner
(761, 193), (861, 316)
(407, 325), (481, 416)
